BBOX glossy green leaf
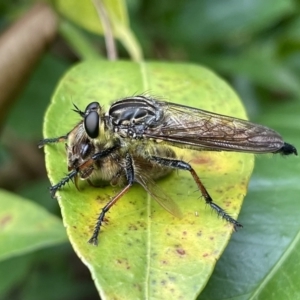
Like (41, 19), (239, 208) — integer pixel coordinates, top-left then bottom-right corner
(59, 21), (101, 60)
(54, 0), (142, 61)
(199, 100), (300, 299)
(55, 0), (128, 35)
(0, 189), (67, 262)
(42, 60), (254, 299)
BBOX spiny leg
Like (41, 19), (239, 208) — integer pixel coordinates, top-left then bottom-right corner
(38, 135), (68, 148)
(50, 145), (121, 197)
(150, 156), (242, 230)
(50, 169), (78, 198)
(88, 183), (132, 246)
(88, 153), (134, 245)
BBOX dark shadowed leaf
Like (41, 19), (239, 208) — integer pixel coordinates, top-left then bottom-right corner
(199, 100), (300, 299)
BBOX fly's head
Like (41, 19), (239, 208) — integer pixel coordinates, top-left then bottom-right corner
(73, 101), (103, 139)
(66, 122), (95, 175)
(68, 102), (120, 184)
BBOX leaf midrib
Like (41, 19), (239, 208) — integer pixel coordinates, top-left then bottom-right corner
(139, 61), (152, 298)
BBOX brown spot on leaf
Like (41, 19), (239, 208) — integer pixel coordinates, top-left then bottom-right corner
(0, 215), (12, 229)
(128, 223), (138, 231)
(224, 200), (232, 207)
(133, 283), (142, 291)
(176, 248), (186, 256)
(191, 155), (213, 165)
(137, 221), (146, 228)
(115, 258), (131, 270)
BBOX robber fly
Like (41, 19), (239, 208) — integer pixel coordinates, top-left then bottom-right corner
(39, 95), (297, 245)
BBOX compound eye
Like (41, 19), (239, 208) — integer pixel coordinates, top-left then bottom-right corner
(85, 102), (100, 114)
(84, 111), (100, 138)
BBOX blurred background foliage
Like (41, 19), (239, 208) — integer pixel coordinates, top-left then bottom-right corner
(0, 0), (299, 299)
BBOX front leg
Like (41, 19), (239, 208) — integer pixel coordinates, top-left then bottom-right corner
(88, 153), (134, 245)
(38, 135), (68, 148)
(50, 144), (121, 197)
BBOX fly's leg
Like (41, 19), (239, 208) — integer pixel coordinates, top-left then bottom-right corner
(88, 184), (132, 246)
(150, 156), (242, 230)
(50, 169), (78, 198)
(50, 145), (120, 197)
(38, 135), (69, 148)
(88, 153), (134, 246)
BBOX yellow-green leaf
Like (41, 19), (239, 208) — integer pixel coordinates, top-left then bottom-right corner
(55, 0), (128, 35)
(0, 189), (67, 262)
(54, 0), (142, 61)
(42, 61), (254, 299)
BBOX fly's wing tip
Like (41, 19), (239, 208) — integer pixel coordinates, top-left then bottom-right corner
(152, 194), (183, 219)
(171, 206), (183, 219)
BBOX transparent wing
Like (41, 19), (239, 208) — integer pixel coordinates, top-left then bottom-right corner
(144, 101), (285, 153)
(133, 156), (182, 218)
(137, 174), (183, 219)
